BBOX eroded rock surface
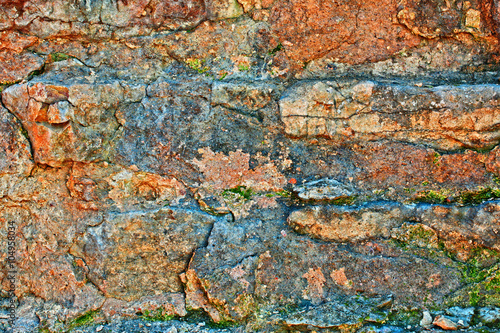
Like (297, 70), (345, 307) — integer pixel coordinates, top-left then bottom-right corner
(288, 201), (500, 248)
(1, 0), (500, 332)
(283, 295), (392, 329)
(70, 208), (218, 301)
(280, 80), (500, 150)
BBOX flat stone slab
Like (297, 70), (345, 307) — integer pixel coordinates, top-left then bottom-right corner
(283, 295), (392, 329)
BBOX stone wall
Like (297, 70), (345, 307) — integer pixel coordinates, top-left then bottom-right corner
(1, 0), (500, 332)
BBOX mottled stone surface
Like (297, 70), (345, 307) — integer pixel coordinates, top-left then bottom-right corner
(70, 208), (218, 301)
(280, 80), (500, 150)
(288, 201), (500, 253)
(397, 0), (495, 39)
(1, 0), (500, 332)
(283, 295), (392, 329)
(0, 105), (34, 176)
(181, 207), (463, 324)
(293, 178), (356, 201)
(269, 0), (421, 66)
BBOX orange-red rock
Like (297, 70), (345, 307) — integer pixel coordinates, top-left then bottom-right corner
(270, 0), (421, 66)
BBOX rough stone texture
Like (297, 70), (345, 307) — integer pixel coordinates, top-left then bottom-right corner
(444, 307), (475, 328)
(293, 178), (356, 201)
(280, 80), (500, 150)
(478, 307), (500, 324)
(0, 30), (43, 84)
(66, 162), (187, 211)
(0, 52), (44, 84)
(283, 295), (392, 329)
(0, 105), (34, 176)
(70, 208), (217, 301)
(288, 201), (500, 257)
(1, 0), (500, 332)
(269, 0), (422, 66)
(433, 315), (458, 330)
(181, 207), (463, 324)
(100, 293), (187, 320)
(3, 81), (121, 166)
(397, 0), (495, 39)
(288, 203), (406, 242)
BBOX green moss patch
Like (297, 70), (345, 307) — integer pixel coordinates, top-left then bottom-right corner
(457, 188), (500, 205)
(268, 43), (283, 55)
(386, 309), (422, 326)
(139, 308), (177, 322)
(414, 190), (448, 204)
(66, 309), (100, 331)
(186, 58), (209, 74)
(445, 249), (500, 307)
(289, 192), (358, 206)
(49, 52), (71, 62)
(413, 188), (500, 206)
(222, 185), (254, 201)
(0, 80), (21, 93)
(206, 319), (238, 329)
(391, 223), (440, 250)
(266, 189), (292, 198)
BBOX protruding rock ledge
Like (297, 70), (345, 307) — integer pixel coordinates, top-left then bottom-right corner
(280, 80), (500, 150)
(287, 201), (500, 248)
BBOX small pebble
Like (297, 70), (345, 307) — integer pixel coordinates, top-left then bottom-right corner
(420, 310), (433, 328)
(96, 325), (104, 332)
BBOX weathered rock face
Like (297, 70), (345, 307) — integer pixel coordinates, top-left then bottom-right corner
(3, 81), (121, 166)
(288, 201), (500, 256)
(0, 105), (34, 177)
(397, 0), (495, 39)
(183, 209), (463, 324)
(1, 0), (500, 332)
(70, 208), (217, 301)
(270, 0), (422, 66)
(280, 80), (500, 150)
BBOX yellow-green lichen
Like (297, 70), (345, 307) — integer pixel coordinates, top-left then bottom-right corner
(413, 187), (500, 206)
(238, 63), (250, 71)
(330, 195), (357, 205)
(392, 223), (439, 250)
(432, 152), (441, 166)
(457, 188), (500, 205)
(386, 309), (422, 326)
(265, 189), (291, 198)
(186, 58), (209, 74)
